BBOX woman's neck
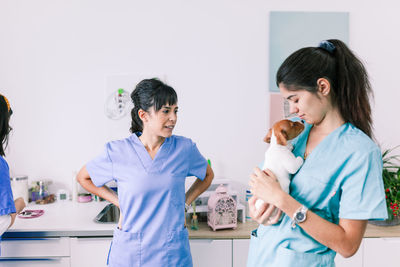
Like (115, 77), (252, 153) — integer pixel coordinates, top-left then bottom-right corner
(138, 131), (165, 152)
(312, 107), (345, 135)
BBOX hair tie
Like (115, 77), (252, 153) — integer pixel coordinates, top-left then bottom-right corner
(0, 95), (11, 112)
(318, 40), (336, 54)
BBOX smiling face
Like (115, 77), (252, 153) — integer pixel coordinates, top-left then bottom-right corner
(279, 83), (330, 125)
(142, 104), (178, 138)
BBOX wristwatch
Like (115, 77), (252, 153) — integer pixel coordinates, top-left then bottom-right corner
(291, 205), (308, 228)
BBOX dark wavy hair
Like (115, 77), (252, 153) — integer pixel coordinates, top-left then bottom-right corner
(0, 95), (13, 156)
(276, 39), (373, 138)
(130, 78), (177, 133)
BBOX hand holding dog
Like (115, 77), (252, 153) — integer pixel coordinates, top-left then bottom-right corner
(249, 167), (284, 206)
(249, 168), (285, 225)
(248, 196), (282, 225)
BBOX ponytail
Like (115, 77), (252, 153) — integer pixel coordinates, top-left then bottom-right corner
(328, 39), (373, 138)
(276, 39), (373, 138)
(130, 106), (143, 133)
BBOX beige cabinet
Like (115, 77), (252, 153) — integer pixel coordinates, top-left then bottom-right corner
(363, 238), (400, 267)
(233, 239), (250, 267)
(190, 239), (232, 267)
(70, 237), (112, 267)
(0, 237), (70, 267)
(334, 240), (364, 267)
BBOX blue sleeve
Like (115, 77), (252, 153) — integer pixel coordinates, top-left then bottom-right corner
(0, 158), (16, 216)
(86, 144), (114, 187)
(339, 148), (388, 220)
(187, 140), (208, 180)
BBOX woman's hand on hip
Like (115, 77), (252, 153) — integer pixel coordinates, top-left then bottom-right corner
(248, 196), (282, 225)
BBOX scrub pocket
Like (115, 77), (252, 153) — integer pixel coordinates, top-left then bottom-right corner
(170, 173), (186, 208)
(247, 225), (270, 265)
(108, 228), (142, 267)
(275, 246), (335, 267)
(167, 227), (192, 267)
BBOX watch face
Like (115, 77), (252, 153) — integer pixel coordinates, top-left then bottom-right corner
(296, 213), (305, 221)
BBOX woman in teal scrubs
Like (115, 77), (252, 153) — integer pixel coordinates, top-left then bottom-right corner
(77, 79), (214, 266)
(247, 40), (387, 267)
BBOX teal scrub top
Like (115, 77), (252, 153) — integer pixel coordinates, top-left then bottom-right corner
(247, 122), (388, 267)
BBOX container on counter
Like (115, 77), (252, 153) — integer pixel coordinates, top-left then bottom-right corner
(56, 189), (69, 202)
(78, 193), (92, 203)
(10, 175), (29, 204)
(245, 190), (252, 222)
(29, 180), (55, 204)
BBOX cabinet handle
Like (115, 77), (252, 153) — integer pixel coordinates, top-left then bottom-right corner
(0, 257), (63, 261)
(2, 237), (61, 241)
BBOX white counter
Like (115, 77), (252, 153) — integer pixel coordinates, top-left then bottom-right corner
(4, 201), (257, 239)
(5, 201), (116, 238)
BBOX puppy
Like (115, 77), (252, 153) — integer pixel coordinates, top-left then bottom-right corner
(255, 119), (305, 210)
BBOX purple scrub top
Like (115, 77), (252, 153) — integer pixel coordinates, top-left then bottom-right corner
(86, 133), (208, 267)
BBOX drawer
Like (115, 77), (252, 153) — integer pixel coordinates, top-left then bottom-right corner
(190, 239), (232, 267)
(0, 237), (70, 258)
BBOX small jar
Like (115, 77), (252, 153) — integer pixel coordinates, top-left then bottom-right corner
(245, 190), (253, 222)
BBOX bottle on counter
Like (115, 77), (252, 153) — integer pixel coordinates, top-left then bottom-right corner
(71, 171), (78, 202)
(245, 190), (253, 222)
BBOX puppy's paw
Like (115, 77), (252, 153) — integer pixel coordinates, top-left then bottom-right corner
(255, 199), (265, 210)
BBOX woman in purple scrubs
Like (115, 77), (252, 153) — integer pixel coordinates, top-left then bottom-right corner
(77, 78), (214, 267)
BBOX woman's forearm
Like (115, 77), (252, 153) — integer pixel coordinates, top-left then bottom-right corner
(9, 197), (26, 228)
(76, 166), (119, 207)
(185, 165), (214, 205)
(276, 192), (366, 258)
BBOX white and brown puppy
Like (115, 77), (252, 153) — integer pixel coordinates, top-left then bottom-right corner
(255, 119), (305, 210)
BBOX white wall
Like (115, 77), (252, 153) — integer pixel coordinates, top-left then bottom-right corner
(1, 0), (399, 193)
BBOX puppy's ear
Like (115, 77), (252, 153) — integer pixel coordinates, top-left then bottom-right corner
(275, 130), (288, 146)
(263, 128), (272, 143)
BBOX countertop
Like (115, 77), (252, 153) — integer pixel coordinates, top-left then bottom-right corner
(4, 201), (400, 239)
(4, 201), (257, 239)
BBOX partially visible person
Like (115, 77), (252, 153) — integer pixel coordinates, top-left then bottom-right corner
(247, 40), (387, 266)
(0, 94), (26, 251)
(77, 78), (214, 266)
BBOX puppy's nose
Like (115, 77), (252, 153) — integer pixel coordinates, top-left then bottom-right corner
(301, 119), (305, 124)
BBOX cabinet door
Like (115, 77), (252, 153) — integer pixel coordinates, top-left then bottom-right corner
(190, 239), (232, 267)
(0, 237), (70, 258)
(363, 238), (400, 267)
(233, 239), (250, 267)
(334, 239), (363, 267)
(70, 237), (112, 267)
(0, 257), (70, 267)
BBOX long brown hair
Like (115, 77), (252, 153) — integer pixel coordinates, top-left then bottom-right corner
(276, 39), (373, 138)
(0, 95), (12, 156)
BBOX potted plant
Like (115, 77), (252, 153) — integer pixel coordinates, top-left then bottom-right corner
(370, 146), (400, 226)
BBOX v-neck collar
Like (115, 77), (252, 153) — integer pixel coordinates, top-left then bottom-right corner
(301, 122), (348, 161)
(129, 132), (173, 173)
